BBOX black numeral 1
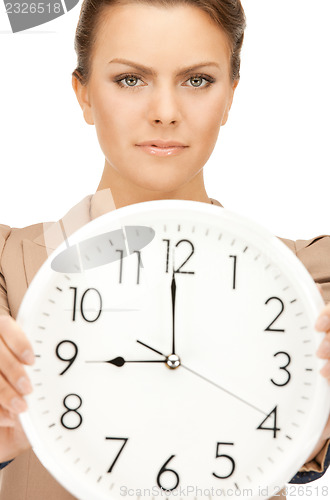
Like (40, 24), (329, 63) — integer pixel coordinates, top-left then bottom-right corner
(229, 255), (237, 289)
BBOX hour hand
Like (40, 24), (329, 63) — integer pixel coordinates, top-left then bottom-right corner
(86, 356), (166, 367)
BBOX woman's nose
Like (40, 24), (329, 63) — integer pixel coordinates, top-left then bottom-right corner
(147, 84), (182, 126)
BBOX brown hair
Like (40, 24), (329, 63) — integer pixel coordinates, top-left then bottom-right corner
(72, 0), (246, 86)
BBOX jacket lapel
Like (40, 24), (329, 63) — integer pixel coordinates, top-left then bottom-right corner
(21, 195), (94, 287)
(22, 239), (49, 286)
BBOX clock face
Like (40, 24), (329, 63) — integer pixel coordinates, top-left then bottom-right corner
(18, 200), (330, 500)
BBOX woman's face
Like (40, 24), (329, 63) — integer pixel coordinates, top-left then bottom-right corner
(73, 2), (238, 197)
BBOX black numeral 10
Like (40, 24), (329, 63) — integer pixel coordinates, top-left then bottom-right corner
(70, 286), (102, 322)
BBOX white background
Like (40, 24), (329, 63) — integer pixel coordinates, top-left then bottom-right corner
(0, 0), (329, 240)
(0, 0), (329, 496)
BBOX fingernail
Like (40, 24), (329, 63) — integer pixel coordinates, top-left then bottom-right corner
(16, 376), (33, 394)
(316, 339), (330, 357)
(315, 315), (330, 331)
(21, 349), (35, 365)
(10, 397), (27, 413)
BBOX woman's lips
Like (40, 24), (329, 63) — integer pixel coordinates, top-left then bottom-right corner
(136, 145), (188, 157)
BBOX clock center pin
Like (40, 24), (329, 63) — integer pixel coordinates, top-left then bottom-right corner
(166, 353), (181, 369)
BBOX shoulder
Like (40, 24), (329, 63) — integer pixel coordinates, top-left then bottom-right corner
(0, 222), (49, 246)
(0, 222), (51, 267)
(278, 234), (330, 304)
(0, 224), (11, 249)
(278, 233), (330, 265)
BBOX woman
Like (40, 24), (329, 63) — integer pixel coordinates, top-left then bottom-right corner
(0, 0), (330, 499)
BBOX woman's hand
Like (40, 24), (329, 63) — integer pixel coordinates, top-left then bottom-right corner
(315, 284), (330, 435)
(302, 284), (330, 464)
(316, 285), (330, 379)
(0, 315), (35, 462)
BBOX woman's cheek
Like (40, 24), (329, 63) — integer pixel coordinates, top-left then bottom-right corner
(195, 92), (226, 127)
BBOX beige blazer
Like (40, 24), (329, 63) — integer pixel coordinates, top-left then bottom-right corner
(0, 189), (329, 500)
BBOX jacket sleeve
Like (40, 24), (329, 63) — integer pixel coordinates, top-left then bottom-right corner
(0, 224), (12, 317)
(0, 224), (14, 470)
(278, 235), (330, 483)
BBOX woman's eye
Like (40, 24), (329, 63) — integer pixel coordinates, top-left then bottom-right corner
(186, 75), (213, 88)
(114, 73), (214, 90)
(124, 75), (141, 87)
(115, 75), (143, 89)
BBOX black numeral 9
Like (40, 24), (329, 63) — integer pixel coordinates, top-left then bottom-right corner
(56, 340), (78, 375)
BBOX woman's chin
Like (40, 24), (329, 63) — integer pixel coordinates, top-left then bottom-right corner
(131, 176), (188, 194)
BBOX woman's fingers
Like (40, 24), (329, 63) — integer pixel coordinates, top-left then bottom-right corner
(0, 414), (32, 461)
(0, 407), (15, 427)
(0, 315), (34, 415)
(0, 335), (33, 393)
(0, 315), (35, 365)
(317, 329), (330, 379)
(315, 312), (330, 332)
(320, 361), (330, 379)
(315, 296), (330, 332)
(315, 294), (330, 381)
(0, 340), (32, 413)
(314, 283), (330, 333)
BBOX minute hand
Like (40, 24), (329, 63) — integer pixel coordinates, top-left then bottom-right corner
(135, 341), (268, 416)
(180, 363), (267, 416)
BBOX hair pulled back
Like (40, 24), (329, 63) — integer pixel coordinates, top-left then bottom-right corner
(72, 0), (246, 85)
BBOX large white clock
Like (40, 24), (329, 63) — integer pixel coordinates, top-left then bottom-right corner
(17, 200), (330, 500)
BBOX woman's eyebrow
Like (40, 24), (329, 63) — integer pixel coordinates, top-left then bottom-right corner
(108, 58), (220, 76)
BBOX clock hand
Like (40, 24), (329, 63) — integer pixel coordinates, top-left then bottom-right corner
(171, 268), (176, 355)
(180, 363), (267, 416)
(86, 356), (166, 367)
(136, 339), (165, 356)
(136, 340), (180, 369)
(135, 341), (266, 414)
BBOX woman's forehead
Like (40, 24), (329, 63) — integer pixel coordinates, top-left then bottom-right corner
(94, 2), (232, 63)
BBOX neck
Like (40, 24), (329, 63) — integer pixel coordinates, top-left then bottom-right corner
(96, 159), (212, 209)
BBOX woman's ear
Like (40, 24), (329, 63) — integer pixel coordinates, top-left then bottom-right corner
(72, 72), (94, 126)
(221, 79), (239, 126)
